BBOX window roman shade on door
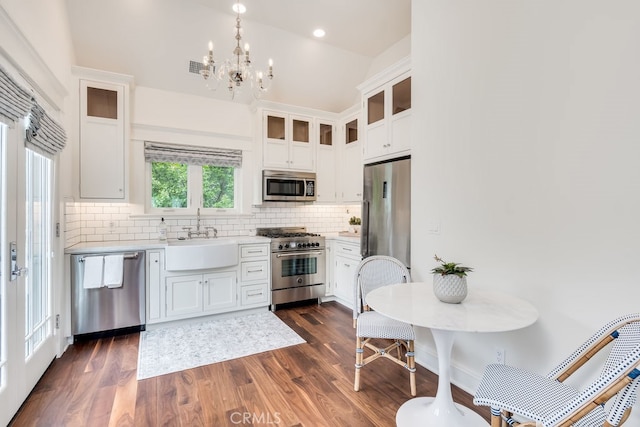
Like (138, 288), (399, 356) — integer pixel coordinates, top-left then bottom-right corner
(144, 141), (242, 167)
(25, 102), (67, 156)
(0, 65), (32, 125)
(0, 65), (66, 156)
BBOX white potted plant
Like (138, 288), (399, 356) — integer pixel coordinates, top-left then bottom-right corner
(431, 254), (473, 304)
(349, 216), (361, 234)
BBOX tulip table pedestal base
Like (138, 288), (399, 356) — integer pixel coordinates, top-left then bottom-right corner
(395, 328), (488, 427)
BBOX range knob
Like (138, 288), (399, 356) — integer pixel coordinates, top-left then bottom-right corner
(314, 242), (320, 247)
(284, 243), (290, 249)
(278, 244), (283, 250)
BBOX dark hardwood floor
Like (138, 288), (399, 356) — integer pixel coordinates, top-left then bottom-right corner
(10, 301), (489, 426)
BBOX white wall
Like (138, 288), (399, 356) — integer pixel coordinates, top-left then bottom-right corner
(412, 0), (640, 419)
(365, 34), (411, 81)
(0, 0), (75, 88)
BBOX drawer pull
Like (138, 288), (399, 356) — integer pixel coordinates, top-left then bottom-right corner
(342, 247), (353, 252)
(247, 250), (263, 254)
(247, 291), (263, 297)
(247, 268), (263, 273)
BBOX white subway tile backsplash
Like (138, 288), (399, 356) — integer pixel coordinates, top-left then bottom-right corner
(64, 201), (360, 245)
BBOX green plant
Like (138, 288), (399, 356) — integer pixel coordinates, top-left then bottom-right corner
(349, 216), (361, 225)
(431, 255), (473, 277)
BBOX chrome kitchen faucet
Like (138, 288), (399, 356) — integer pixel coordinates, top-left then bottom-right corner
(182, 208), (217, 238)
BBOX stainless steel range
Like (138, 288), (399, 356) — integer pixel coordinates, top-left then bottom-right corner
(256, 227), (326, 311)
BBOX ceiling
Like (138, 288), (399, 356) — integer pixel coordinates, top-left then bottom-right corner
(65, 0), (411, 113)
(193, 0), (411, 58)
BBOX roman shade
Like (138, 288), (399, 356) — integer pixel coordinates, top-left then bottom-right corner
(0, 64), (67, 156)
(0, 65), (32, 124)
(25, 102), (67, 156)
(144, 141), (242, 168)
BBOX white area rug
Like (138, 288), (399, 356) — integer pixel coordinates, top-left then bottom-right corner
(137, 311), (306, 380)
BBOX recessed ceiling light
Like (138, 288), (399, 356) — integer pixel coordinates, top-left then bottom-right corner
(232, 3), (246, 14)
(313, 28), (326, 38)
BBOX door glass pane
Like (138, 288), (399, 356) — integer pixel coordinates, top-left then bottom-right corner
(24, 149), (52, 358)
(392, 77), (411, 115)
(0, 124), (5, 384)
(151, 162), (188, 208)
(292, 119), (309, 143)
(367, 91), (384, 125)
(319, 124), (332, 146)
(202, 165), (235, 208)
(346, 119), (358, 144)
(281, 257), (318, 277)
(87, 87), (118, 119)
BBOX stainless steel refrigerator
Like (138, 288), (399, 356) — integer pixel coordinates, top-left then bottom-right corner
(360, 156), (411, 267)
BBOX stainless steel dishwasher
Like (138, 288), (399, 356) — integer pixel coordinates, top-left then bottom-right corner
(71, 251), (145, 336)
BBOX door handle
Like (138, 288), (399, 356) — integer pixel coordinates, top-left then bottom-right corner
(276, 251), (323, 258)
(10, 241), (28, 281)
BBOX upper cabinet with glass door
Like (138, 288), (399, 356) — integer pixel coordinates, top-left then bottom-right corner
(338, 113), (363, 202)
(359, 57), (411, 163)
(263, 110), (315, 171)
(315, 120), (336, 203)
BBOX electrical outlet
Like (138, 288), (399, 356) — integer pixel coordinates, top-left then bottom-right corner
(496, 348), (506, 364)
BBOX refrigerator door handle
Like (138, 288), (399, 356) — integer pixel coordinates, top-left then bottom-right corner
(361, 200), (370, 258)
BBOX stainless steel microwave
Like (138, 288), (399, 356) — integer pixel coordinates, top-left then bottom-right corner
(263, 170), (316, 202)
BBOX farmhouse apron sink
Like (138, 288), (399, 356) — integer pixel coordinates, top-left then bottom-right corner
(165, 239), (238, 271)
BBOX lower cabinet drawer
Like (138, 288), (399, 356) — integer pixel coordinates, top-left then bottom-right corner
(241, 260), (268, 282)
(240, 283), (269, 306)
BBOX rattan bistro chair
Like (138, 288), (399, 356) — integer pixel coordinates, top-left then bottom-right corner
(353, 255), (416, 396)
(474, 313), (640, 427)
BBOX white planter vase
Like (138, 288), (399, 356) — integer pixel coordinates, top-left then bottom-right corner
(433, 274), (468, 304)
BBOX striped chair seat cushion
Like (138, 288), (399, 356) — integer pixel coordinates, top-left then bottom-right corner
(356, 311), (415, 341)
(474, 364), (607, 426)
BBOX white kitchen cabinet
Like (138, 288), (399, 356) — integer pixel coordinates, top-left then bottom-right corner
(165, 274), (203, 318)
(263, 111), (315, 171)
(238, 243), (270, 309)
(333, 240), (361, 308)
(359, 57), (411, 164)
(315, 120), (337, 203)
(146, 242), (270, 325)
(324, 240), (335, 296)
(202, 271), (238, 312)
(240, 283), (269, 307)
(338, 114), (363, 203)
(74, 66), (133, 201)
(146, 250), (164, 324)
(165, 270), (238, 319)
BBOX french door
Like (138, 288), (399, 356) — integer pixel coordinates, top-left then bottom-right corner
(0, 120), (56, 425)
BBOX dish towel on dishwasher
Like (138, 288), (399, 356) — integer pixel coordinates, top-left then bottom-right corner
(82, 256), (104, 289)
(103, 254), (124, 288)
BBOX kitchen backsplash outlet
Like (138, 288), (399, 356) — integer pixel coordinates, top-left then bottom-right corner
(64, 202), (361, 247)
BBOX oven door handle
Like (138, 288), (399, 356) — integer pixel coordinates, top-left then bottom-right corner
(276, 251), (324, 258)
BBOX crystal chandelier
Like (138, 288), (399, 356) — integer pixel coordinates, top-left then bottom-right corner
(200, 1), (273, 99)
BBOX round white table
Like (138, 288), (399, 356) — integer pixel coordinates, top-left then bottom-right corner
(366, 282), (538, 427)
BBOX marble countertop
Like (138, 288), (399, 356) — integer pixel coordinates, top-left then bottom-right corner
(65, 232), (359, 254)
(64, 236), (271, 254)
(324, 232), (361, 244)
